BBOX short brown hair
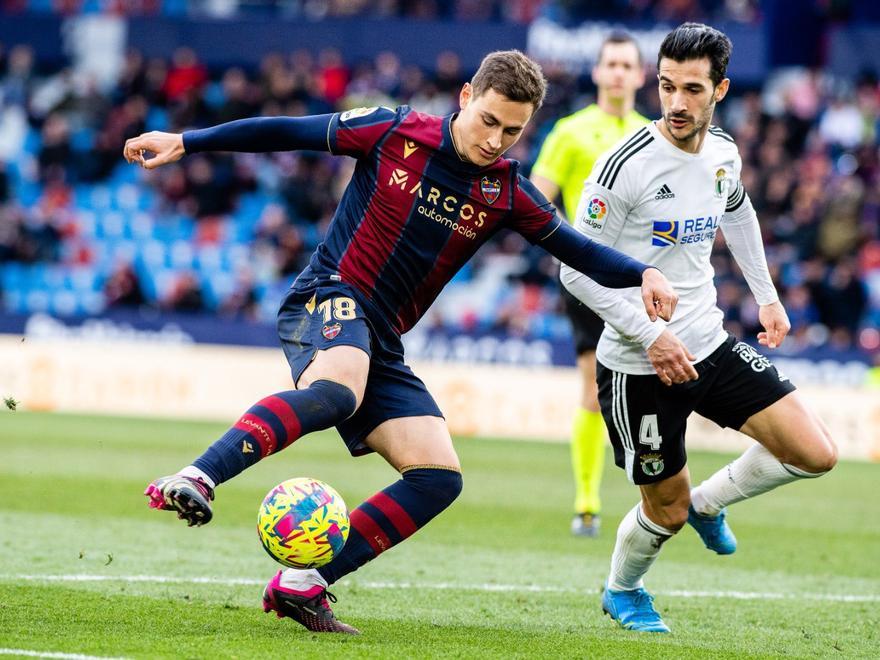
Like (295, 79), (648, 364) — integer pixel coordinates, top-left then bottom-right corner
(598, 31), (644, 67)
(470, 50), (547, 111)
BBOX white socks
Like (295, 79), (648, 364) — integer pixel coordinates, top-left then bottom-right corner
(280, 567), (328, 591)
(690, 443), (827, 517)
(607, 502), (676, 592)
(179, 465), (216, 489)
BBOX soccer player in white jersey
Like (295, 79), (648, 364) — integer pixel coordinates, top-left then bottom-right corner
(561, 23), (838, 633)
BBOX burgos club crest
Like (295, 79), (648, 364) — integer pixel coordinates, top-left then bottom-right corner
(322, 322), (342, 340)
(640, 452), (664, 476)
(714, 168), (731, 198)
(480, 176), (502, 205)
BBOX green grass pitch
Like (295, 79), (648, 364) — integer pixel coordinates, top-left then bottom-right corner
(1, 411), (878, 658)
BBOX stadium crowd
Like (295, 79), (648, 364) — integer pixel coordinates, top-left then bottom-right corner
(0, 14), (878, 356)
(1, 0), (760, 24)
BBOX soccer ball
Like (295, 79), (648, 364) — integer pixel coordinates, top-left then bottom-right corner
(257, 477), (350, 569)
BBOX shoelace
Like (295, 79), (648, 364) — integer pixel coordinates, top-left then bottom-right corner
(187, 477), (215, 501)
(305, 589), (338, 613)
(629, 589), (656, 613)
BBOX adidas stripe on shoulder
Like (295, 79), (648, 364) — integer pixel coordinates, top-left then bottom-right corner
(597, 127), (654, 190)
(708, 125), (735, 143)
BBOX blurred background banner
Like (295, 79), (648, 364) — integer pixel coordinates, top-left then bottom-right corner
(0, 0), (878, 449)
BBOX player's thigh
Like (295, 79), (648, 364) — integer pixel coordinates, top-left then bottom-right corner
(694, 338), (836, 473)
(639, 465), (691, 531)
(297, 345), (370, 407)
(738, 391), (837, 473)
(365, 416), (460, 472)
(277, 283), (372, 407)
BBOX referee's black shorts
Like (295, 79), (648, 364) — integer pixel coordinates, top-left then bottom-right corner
(560, 280), (605, 355)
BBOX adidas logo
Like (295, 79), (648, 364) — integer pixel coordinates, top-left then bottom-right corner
(655, 184), (675, 200)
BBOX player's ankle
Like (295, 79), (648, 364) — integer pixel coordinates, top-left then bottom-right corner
(178, 465), (216, 490)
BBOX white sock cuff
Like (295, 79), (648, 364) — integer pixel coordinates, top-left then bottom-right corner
(280, 567), (328, 590)
(782, 463), (828, 479)
(179, 465), (216, 489)
(635, 503), (675, 538)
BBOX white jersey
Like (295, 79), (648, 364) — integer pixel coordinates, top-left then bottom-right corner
(561, 121), (778, 375)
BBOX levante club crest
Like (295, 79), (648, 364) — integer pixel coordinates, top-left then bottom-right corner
(322, 322), (342, 340)
(480, 176), (502, 205)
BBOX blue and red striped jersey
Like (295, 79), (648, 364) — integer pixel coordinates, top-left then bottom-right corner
(312, 105), (560, 335)
(184, 105), (648, 336)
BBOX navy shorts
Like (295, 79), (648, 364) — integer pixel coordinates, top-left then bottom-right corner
(597, 334), (797, 485)
(276, 278), (443, 456)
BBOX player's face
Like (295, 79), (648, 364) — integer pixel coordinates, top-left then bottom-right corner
(657, 57), (729, 151)
(592, 42), (645, 101)
(454, 83), (534, 166)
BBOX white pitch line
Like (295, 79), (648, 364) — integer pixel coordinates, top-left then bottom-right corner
(0, 650), (128, 660)
(3, 574), (878, 603)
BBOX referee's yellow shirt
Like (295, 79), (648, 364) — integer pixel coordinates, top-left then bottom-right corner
(532, 104), (649, 222)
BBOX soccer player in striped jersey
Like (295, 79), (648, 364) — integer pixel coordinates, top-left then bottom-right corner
(124, 50), (679, 634)
(531, 31), (649, 538)
(561, 24), (838, 633)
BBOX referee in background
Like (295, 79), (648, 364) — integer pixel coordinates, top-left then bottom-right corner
(531, 32), (648, 537)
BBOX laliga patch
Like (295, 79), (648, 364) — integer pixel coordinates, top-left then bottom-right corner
(640, 452), (664, 476)
(480, 176), (502, 205)
(322, 322), (342, 340)
(340, 106), (379, 122)
(581, 194), (609, 232)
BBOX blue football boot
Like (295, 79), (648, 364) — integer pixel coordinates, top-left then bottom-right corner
(602, 585), (670, 633)
(687, 505), (737, 555)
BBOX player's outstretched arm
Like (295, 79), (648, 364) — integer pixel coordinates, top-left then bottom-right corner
(123, 114), (337, 169)
(542, 221), (678, 321)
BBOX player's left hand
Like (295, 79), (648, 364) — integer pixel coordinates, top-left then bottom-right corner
(757, 300), (791, 349)
(640, 267), (678, 322)
(123, 131), (186, 169)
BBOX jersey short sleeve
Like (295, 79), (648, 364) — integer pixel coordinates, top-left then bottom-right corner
(573, 182), (632, 247)
(508, 174), (562, 243)
(572, 125), (652, 245)
(328, 105), (401, 158)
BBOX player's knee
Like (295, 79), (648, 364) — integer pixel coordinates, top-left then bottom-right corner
(791, 427), (838, 475)
(642, 498), (689, 532)
(807, 434), (838, 474)
(303, 379), (358, 426)
(661, 506), (689, 532)
(403, 466), (463, 508)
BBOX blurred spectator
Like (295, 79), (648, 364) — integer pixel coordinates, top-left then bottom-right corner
(819, 95), (864, 149)
(104, 261), (146, 309)
(163, 48), (207, 104)
(38, 113), (72, 182)
(220, 268), (260, 320)
(164, 271), (204, 312)
(0, 12), (876, 356)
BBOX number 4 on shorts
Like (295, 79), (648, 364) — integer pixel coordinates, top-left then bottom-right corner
(639, 414), (663, 450)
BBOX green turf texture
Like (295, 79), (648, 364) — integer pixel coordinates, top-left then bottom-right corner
(0, 411), (878, 658)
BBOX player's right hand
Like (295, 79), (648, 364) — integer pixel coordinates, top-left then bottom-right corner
(647, 329), (698, 386)
(640, 267), (678, 322)
(123, 131), (186, 170)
